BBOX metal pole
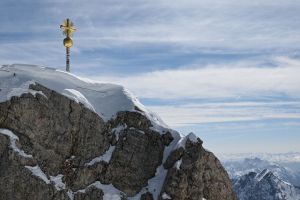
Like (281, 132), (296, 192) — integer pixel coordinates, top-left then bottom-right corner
(66, 47), (70, 72)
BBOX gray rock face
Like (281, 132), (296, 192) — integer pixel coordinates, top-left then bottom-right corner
(161, 139), (237, 200)
(163, 147), (184, 169)
(0, 83), (236, 200)
(0, 134), (8, 159)
(105, 128), (164, 196)
(0, 83), (111, 176)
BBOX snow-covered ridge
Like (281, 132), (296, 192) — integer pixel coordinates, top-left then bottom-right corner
(0, 64), (166, 127)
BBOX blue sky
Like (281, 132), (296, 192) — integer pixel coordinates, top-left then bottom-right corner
(1, 0), (300, 154)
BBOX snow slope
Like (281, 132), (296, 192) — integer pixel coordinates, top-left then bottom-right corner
(0, 64), (166, 128)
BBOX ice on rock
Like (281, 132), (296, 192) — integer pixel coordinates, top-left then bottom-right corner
(50, 174), (66, 190)
(162, 192), (172, 199)
(25, 165), (50, 184)
(0, 128), (33, 158)
(85, 145), (116, 166)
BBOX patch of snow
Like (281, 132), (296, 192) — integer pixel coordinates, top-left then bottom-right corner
(129, 127), (145, 134)
(25, 166), (68, 195)
(50, 174), (66, 190)
(0, 128), (33, 158)
(174, 159), (182, 170)
(85, 146), (116, 166)
(93, 182), (123, 200)
(162, 192), (172, 199)
(67, 190), (75, 200)
(5, 80), (46, 100)
(111, 124), (127, 141)
(25, 165), (50, 184)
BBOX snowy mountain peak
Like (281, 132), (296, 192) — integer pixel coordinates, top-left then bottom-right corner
(0, 64), (167, 129)
(0, 64), (237, 200)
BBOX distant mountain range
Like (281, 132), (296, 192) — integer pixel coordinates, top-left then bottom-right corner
(222, 155), (300, 200)
(233, 169), (300, 200)
(224, 157), (300, 186)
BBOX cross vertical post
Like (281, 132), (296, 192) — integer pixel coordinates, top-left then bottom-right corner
(66, 47), (70, 72)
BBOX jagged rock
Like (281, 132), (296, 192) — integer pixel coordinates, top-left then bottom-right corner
(202, 150), (238, 200)
(105, 128), (164, 196)
(0, 79), (236, 200)
(160, 139), (237, 200)
(71, 162), (108, 191)
(163, 147), (184, 169)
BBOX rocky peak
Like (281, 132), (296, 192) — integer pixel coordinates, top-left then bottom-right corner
(0, 65), (237, 200)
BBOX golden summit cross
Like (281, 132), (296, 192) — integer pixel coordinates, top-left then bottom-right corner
(60, 18), (76, 72)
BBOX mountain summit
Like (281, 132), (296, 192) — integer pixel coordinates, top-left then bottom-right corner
(0, 64), (236, 200)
